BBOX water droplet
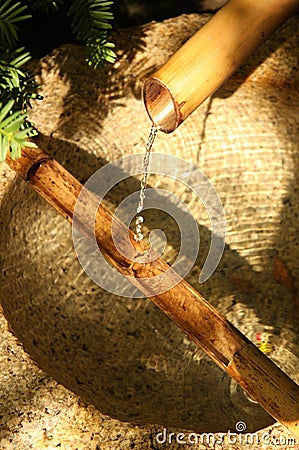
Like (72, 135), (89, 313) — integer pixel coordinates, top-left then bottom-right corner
(135, 215), (144, 224)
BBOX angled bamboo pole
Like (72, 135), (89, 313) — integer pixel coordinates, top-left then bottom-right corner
(143, 0), (299, 132)
(5, 146), (299, 438)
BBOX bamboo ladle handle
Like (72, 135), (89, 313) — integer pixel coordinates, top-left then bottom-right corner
(143, 0), (299, 132)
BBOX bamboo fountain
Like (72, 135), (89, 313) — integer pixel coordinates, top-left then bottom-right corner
(2, 0), (299, 442)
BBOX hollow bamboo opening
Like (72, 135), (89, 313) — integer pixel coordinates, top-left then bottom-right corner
(143, 78), (179, 133)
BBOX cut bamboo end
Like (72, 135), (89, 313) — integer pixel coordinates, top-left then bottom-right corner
(143, 0), (299, 132)
(143, 78), (180, 133)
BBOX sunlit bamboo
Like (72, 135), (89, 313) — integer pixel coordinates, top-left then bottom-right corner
(143, 0), (299, 132)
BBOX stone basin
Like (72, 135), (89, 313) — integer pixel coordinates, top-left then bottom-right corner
(0, 13), (298, 445)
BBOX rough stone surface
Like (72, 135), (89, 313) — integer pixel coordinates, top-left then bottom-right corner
(0, 13), (299, 449)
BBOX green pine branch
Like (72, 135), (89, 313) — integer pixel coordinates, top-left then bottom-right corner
(0, 47), (42, 107)
(68, 0), (116, 67)
(0, 0), (31, 47)
(0, 47), (42, 161)
(0, 99), (37, 162)
(86, 35), (116, 68)
(0, 0), (116, 162)
(0, 1), (39, 162)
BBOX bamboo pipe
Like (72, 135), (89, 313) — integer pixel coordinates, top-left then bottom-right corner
(143, 0), (299, 132)
(5, 147), (299, 438)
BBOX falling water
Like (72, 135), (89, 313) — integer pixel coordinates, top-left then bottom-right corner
(134, 125), (158, 242)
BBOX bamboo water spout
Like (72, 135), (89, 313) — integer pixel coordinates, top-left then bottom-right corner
(143, 0), (299, 132)
(5, 147), (299, 439)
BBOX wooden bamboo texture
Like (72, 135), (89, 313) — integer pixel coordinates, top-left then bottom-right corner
(5, 147), (299, 438)
(143, 0), (299, 132)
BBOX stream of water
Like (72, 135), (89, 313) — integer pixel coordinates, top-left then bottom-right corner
(134, 125), (158, 242)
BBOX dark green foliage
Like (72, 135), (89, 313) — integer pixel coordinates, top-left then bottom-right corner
(0, 0), (31, 47)
(28, 0), (63, 13)
(0, 47), (41, 161)
(0, 99), (38, 161)
(0, 47), (42, 109)
(0, 0), (115, 161)
(68, 0), (116, 68)
(86, 35), (116, 68)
